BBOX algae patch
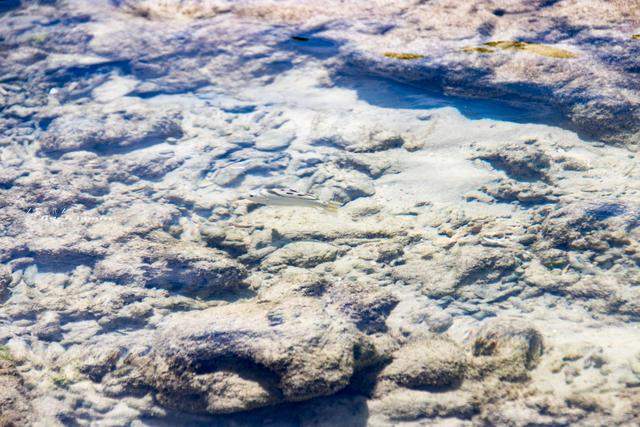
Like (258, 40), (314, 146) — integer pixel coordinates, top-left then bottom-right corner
(52, 374), (71, 388)
(632, 34), (640, 40)
(30, 33), (47, 44)
(463, 40), (577, 58)
(0, 345), (12, 361)
(383, 52), (425, 60)
(462, 46), (494, 54)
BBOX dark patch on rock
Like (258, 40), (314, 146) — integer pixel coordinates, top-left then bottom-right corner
(475, 143), (551, 182)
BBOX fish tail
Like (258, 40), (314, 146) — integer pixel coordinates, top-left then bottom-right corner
(323, 201), (341, 214)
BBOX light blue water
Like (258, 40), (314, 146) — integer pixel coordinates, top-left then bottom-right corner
(333, 74), (565, 125)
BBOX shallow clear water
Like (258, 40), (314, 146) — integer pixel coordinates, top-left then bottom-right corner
(2, 2), (640, 425)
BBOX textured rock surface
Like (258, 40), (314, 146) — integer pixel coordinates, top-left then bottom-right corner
(374, 335), (467, 392)
(0, 355), (32, 426)
(108, 298), (363, 413)
(1, 0), (640, 425)
(103, 0), (640, 147)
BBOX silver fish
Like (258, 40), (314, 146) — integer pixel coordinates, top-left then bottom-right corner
(246, 188), (340, 212)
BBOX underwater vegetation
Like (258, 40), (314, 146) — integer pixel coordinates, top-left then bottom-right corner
(632, 34), (640, 40)
(383, 52), (425, 60)
(0, 345), (12, 361)
(463, 41), (577, 58)
(462, 46), (495, 54)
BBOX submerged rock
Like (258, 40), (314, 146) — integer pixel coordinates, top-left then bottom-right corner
(0, 353), (31, 426)
(95, 241), (248, 298)
(475, 142), (551, 182)
(471, 320), (544, 382)
(108, 298), (364, 414)
(453, 245), (519, 286)
(336, 0), (640, 147)
(347, 131), (406, 153)
(374, 335), (467, 395)
(261, 241), (341, 270)
(40, 109), (183, 155)
(118, 0), (233, 19)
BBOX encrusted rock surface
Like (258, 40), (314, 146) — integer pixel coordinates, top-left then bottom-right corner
(0, 354), (32, 426)
(1, 0), (640, 425)
(104, 0), (640, 147)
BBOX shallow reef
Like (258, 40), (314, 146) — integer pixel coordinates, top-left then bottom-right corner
(1, 0), (640, 425)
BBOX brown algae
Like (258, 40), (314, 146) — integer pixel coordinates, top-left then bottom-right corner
(461, 46), (494, 54)
(463, 40), (577, 58)
(632, 34), (640, 40)
(383, 52), (425, 60)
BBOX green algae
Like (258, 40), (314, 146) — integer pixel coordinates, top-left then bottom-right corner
(30, 33), (47, 44)
(383, 52), (425, 60)
(0, 345), (12, 361)
(52, 374), (71, 388)
(463, 40), (577, 59)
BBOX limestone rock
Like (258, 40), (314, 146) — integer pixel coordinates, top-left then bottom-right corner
(475, 142), (551, 182)
(95, 241), (248, 297)
(119, 0), (233, 19)
(32, 311), (62, 341)
(0, 356), (31, 426)
(347, 131), (405, 153)
(375, 335), (467, 395)
(40, 108), (183, 155)
(452, 245), (519, 287)
(108, 297), (363, 414)
(471, 320), (544, 382)
(262, 241), (340, 270)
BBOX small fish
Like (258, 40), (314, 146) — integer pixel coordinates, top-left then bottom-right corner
(246, 188), (341, 212)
